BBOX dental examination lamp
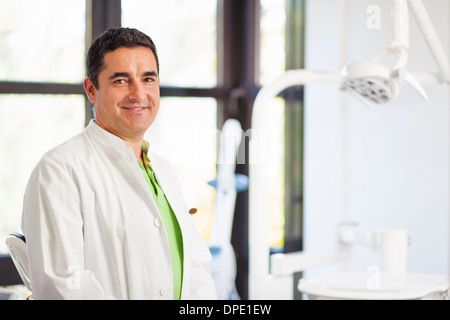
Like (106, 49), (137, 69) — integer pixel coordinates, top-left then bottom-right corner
(249, 0), (449, 299)
(342, 0), (449, 107)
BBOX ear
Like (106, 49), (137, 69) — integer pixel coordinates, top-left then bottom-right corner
(83, 77), (97, 103)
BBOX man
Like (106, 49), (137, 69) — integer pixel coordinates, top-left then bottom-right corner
(21, 27), (217, 300)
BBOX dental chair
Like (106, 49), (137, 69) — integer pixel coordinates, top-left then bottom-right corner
(6, 233), (32, 298)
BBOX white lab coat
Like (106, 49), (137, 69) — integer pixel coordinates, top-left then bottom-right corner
(21, 120), (217, 300)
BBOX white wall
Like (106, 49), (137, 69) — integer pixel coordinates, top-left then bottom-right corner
(303, 0), (449, 275)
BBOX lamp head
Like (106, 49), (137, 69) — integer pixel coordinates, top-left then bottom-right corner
(342, 60), (399, 104)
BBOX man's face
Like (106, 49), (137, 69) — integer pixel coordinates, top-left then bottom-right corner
(84, 46), (160, 142)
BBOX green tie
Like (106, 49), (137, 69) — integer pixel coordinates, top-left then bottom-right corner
(139, 144), (184, 300)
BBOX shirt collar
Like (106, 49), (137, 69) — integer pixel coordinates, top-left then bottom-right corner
(141, 140), (153, 168)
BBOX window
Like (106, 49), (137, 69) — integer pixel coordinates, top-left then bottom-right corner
(260, 0), (286, 85)
(0, 95), (85, 253)
(259, 0), (286, 249)
(0, 0), (87, 255)
(122, 0), (217, 88)
(0, 0), (86, 83)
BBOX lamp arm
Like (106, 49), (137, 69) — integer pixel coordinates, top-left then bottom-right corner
(408, 0), (450, 83)
(392, 0), (409, 49)
(249, 69), (342, 284)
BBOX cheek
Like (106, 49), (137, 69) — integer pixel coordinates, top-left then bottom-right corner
(97, 90), (122, 108)
(152, 90), (160, 107)
(94, 94), (121, 119)
(154, 96), (160, 109)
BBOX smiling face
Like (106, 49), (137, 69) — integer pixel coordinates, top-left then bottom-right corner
(83, 46), (160, 144)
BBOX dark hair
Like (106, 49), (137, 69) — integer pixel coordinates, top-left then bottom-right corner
(86, 27), (159, 89)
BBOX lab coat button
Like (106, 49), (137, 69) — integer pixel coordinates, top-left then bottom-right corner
(159, 288), (166, 296)
(153, 218), (161, 228)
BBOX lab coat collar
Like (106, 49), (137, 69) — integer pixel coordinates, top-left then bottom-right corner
(86, 119), (130, 151)
(86, 120), (153, 161)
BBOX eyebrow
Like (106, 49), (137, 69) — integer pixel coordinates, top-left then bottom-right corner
(143, 71), (158, 78)
(108, 72), (129, 81)
(108, 71), (158, 81)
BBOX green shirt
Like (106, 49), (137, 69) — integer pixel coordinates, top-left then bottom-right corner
(138, 144), (183, 300)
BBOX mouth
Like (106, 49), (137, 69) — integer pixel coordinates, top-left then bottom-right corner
(123, 106), (146, 111)
(121, 105), (151, 113)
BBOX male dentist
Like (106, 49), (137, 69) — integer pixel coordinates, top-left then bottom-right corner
(22, 27), (216, 300)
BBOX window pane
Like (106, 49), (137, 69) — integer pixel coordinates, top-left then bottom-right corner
(260, 0), (286, 85)
(145, 98), (217, 239)
(121, 0), (217, 88)
(259, 0), (286, 247)
(0, 94), (85, 253)
(0, 0), (86, 83)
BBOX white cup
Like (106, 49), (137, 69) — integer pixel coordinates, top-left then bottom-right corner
(380, 229), (408, 274)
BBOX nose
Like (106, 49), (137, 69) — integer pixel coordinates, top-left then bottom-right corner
(127, 81), (145, 102)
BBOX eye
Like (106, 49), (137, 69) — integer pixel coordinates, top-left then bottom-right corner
(113, 78), (127, 85)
